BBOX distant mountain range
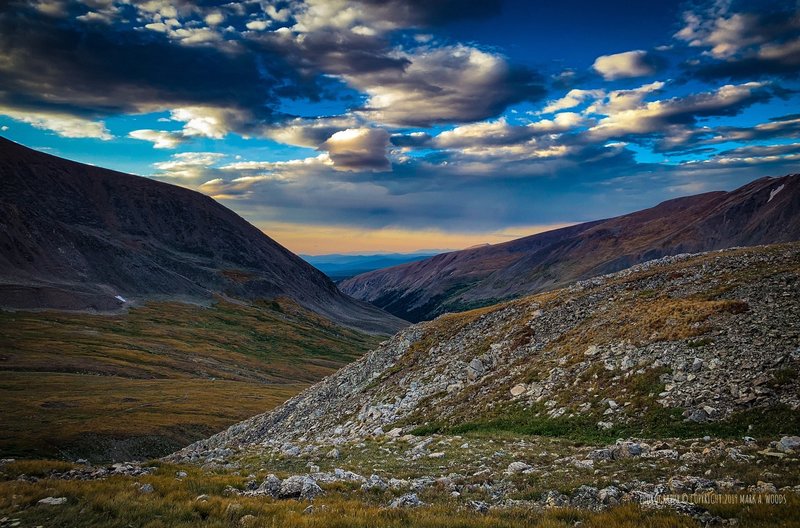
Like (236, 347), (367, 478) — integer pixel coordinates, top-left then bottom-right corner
(302, 253), (440, 281)
(340, 174), (800, 322)
(0, 137), (406, 334)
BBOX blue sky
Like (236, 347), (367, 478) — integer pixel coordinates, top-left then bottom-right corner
(1, 0), (799, 253)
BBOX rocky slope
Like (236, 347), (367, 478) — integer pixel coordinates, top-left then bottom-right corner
(340, 174), (800, 322)
(173, 242), (800, 457)
(0, 137), (405, 334)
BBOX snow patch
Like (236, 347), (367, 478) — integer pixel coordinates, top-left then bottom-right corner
(115, 295), (127, 303)
(768, 184), (785, 203)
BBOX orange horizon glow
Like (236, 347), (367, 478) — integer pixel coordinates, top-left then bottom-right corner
(256, 222), (576, 255)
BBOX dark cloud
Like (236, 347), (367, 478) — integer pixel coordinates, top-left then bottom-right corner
(0, 2), (320, 132)
(677, 4), (800, 81)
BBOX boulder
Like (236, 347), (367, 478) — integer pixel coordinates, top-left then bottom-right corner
(278, 476), (323, 500)
(390, 493), (423, 508)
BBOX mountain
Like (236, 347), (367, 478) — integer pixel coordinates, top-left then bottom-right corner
(0, 137), (406, 334)
(172, 242), (800, 458)
(340, 174), (800, 322)
(302, 252), (439, 281)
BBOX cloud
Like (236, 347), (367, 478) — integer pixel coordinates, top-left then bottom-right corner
(593, 50), (659, 80)
(0, 2), (318, 138)
(0, 104), (111, 139)
(542, 89), (604, 113)
(128, 129), (186, 149)
(587, 82), (772, 141)
(153, 151), (225, 180)
(675, 3), (800, 80)
(321, 128), (390, 171)
(266, 116), (360, 148)
(348, 45), (545, 126)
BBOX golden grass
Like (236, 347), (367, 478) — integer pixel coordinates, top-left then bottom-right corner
(0, 299), (380, 460)
(2, 458), (797, 528)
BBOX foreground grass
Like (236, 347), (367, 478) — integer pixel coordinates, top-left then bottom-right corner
(0, 461), (730, 528)
(0, 299), (380, 461)
(1, 460), (798, 527)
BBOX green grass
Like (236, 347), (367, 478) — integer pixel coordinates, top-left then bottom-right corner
(0, 299), (380, 461)
(414, 401), (800, 444)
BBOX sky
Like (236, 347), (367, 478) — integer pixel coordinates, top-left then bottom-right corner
(1, 0), (800, 255)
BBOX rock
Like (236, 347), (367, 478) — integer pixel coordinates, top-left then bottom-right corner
(361, 474), (388, 491)
(598, 486), (622, 505)
(507, 461), (532, 473)
(239, 514), (256, 527)
(139, 483), (154, 494)
(469, 500), (489, 513)
(257, 474), (282, 497)
(542, 490), (569, 508)
(37, 497), (67, 506)
(387, 427), (404, 438)
(597, 421), (614, 430)
(278, 476), (323, 500)
(326, 448), (340, 459)
(778, 436), (800, 453)
(428, 452), (445, 458)
(176, 471), (188, 479)
(570, 485), (600, 509)
(390, 493), (423, 508)
(467, 358), (485, 381)
(510, 384), (527, 396)
(281, 444), (301, 457)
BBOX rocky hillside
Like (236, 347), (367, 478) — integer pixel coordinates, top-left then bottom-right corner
(0, 137), (405, 334)
(173, 242), (800, 458)
(340, 174), (800, 322)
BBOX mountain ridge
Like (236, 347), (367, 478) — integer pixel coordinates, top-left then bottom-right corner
(0, 137), (406, 334)
(340, 174), (800, 322)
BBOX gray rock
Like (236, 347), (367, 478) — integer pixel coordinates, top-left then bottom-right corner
(778, 436), (800, 453)
(390, 493), (423, 508)
(257, 474), (282, 497)
(278, 475), (323, 500)
(507, 461), (532, 473)
(38, 497), (67, 506)
(139, 483), (154, 494)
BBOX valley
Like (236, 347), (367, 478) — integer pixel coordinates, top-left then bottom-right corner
(0, 298), (380, 461)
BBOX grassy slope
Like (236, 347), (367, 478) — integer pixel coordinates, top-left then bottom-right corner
(0, 298), (380, 461)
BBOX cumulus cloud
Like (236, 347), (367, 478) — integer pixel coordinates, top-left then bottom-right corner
(675, 3), (800, 79)
(0, 105), (111, 140)
(320, 128), (390, 171)
(128, 129), (186, 149)
(593, 50), (659, 80)
(153, 151), (225, 180)
(587, 82), (771, 141)
(266, 116), (360, 148)
(347, 45), (545, 126)
(542, 89), (604, 113)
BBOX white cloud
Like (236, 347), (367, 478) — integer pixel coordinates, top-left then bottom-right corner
(588, 82), (767, 140)
(0, 105), (112, 140)
(128, 129), (186, 149)
(593, 50), (656, 80)
(542, 89), (604, 113)
(170, 106), (252, 139)
(350, 45), (538, 127)
(153, 151), (225, 180)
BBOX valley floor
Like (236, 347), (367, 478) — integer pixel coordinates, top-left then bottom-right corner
(0, 299), (379, 461)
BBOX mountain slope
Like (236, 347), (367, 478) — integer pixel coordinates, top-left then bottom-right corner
(172, 242), (800, 459)
(0, 297), (381, 461)
(0, 137), (406, 334)
(340, 174), (800, 322)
